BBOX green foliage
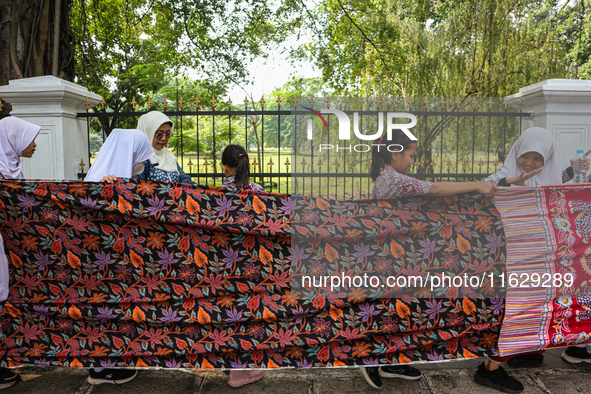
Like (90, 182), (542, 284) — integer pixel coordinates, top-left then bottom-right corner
(70, 0), (284, 134)
(289, 0), (588, 169)
(552, 0), (591, 79)
(88, 130), (104, 156)
(300, 0), (573, 98)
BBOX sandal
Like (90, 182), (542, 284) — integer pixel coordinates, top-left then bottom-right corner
(228, 370), (265, 388)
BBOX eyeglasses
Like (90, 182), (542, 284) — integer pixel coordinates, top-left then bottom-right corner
(155, 131), (173, 140)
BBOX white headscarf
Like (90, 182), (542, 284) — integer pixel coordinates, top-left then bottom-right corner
(0, 117), (41, 179)
(136, 111), (178, 173)
(486, 127), (561, 187)
(85, 129), (154, 181)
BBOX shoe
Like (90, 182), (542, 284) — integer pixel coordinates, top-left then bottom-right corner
(561, 346), (591, 364)
(360, 366), (382, 389)
(474, 362), (524, 393)
(380, 365), (422, 380)
(0, 367), (20, 389)
(506, 353), (544, 368)
(87, 368), (138, 385)
(227, 370), (264, 388)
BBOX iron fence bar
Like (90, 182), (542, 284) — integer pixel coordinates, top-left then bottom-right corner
(363, 114), (371, 197)
(196, 113), (200, 186)
(309, 104), (314, 197)
(244, 103), (248, 152)
(277, 102), (281, 194)
(503, 104), (508, 161)
(487, 110), (491, 176)
(472, 110), (476, 179)
(261, 103), (266, 190)
(455, 115), (460, 180)
(179, 113), (184, 173)
(292, 111), (297, 195)
(422, 107), (428, 179)
(326, 113), (331, 197)
(440, 107), (444, 182)
(228, 105), (232, 145)
(86, 106), (91, 170)
(212, 105), (216, 187)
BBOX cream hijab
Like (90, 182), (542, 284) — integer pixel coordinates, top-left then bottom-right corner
(486, 127), (561, 187)
(137, 111), (178, 173)
(85, 129), (154, 181)
(0, 117), (41, 179)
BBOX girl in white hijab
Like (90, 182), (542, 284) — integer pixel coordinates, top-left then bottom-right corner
(485, 127), (575, 187)
(85, 129), (154, 182)
(134, 111), (195, 184)
(0, 117), (40, 298)
(0, 116), (40, 389)
(0, 117), (41, 180)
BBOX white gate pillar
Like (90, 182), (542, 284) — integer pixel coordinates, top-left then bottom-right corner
(507, 79), (591, 172)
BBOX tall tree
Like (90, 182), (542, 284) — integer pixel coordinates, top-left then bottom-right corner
(294, 0), (576, 169)
(0, 0), (75, 113)
(553, 0), (591, 79)
(300, 0), (572, 98)
(70, 0), (283, 134)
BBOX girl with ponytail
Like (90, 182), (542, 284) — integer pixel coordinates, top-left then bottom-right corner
(220, 145), (266, 387)
(221, 144), (265, 193)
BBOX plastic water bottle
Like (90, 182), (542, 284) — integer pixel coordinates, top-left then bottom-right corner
(573, 149), (587, 183)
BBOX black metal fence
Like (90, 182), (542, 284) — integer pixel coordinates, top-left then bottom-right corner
(77, 96), (531, 198)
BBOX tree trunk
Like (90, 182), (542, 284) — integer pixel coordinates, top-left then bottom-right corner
(0, 1), (13, 85)
(52, 0), (60, 76)
(0, 0), (74, 114)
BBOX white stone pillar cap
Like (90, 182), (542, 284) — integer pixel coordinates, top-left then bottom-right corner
(0, 75), (102, 117)
(507, 79), (591, 114)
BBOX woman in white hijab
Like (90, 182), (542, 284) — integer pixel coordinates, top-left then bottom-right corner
(0, 116), (41, 389)
(133, 111), (195, 184)
(85, 129), (154, 183)
(485, 127), (585, 187)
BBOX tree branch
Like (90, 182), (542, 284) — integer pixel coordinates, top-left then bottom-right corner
(335, 0), (403, 93)
(52, 0), (61, 76)
(9, 0), (23, 78)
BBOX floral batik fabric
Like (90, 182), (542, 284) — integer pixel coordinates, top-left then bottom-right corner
(0, 179), (504, 369)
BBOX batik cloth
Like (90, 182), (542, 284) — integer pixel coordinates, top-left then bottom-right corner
(0, 180), (503, 369)
(494, 185), (591, 355)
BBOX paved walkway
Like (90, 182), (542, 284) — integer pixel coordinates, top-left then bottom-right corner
(5, 348), (591, 393)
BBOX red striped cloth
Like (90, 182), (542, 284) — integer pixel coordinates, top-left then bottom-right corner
(495, 185), (591, 355)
